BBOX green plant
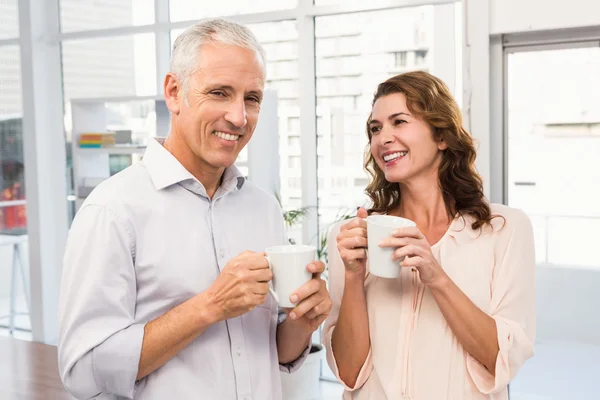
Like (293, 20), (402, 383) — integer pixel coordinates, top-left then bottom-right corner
(315, 208), (356, 264)
(275, 190), (359, 264)
(275, 192), (313, 245)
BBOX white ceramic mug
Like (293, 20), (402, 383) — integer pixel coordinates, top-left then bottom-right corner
(366, 215), (416, 278)
(265, 244), (315, 308)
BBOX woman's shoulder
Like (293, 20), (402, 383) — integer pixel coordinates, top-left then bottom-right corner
(488, 203), (532, 229)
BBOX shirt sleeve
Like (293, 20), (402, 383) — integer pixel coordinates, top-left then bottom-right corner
(58, 204), (144, 400)
(278, 334), (311, 374)
(322, 222), (373, 391)
(467, 209), (536, 394)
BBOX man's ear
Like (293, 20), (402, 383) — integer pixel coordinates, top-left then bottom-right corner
(164, 72), (182, 115)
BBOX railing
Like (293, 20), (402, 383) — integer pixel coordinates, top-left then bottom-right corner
(528, 213), (600, 269)
(0, 200), (26, 208)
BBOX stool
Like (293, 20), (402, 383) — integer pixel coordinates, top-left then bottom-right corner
(0, 228), (30, 335)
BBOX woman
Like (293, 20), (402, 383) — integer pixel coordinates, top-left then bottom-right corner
(322, 71), (535, 400)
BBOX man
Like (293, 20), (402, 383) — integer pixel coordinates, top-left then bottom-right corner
(58, 18), (332, 400)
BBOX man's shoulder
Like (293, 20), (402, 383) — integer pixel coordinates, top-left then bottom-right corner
(82, 163), (153, 210)
(238, 179), (282, 212)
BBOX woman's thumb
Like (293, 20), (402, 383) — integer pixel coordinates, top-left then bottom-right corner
(357, 207), (368, 219)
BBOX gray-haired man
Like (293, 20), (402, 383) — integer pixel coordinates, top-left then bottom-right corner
(58, 19), (332, 400)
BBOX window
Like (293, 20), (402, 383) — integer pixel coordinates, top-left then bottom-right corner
(169, 0), (296, 22)
(393, 51), (408, 68)
(507, 47), (600, 269)
(0, 44), (27, 337)
(0, 0), (19, 39)
(415, 49), (428, 65)
(59, 0), (155, 33)
(315, 7), (434, 232)
(288, 136), (300, 148)
(288, 156), (301, 169)
(62, 34), (156, 100)
(0, 45), (25, 233)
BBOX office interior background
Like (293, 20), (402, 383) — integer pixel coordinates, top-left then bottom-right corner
(1, 0), (599, 399)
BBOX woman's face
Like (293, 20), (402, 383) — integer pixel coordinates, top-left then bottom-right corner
(368, 92), (447, 185)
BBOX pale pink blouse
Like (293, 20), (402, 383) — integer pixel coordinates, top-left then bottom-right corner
(323, 204), (536, 400)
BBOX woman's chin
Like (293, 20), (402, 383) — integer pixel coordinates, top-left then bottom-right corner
(384, 171), (407, 184)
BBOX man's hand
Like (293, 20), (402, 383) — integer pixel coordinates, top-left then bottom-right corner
(285, 261), (332, 333)
(205, 250), (273, 321)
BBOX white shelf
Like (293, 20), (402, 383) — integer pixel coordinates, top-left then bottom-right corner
(77, 146), (147, 155)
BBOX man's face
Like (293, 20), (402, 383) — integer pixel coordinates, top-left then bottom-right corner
(169, 43), (265, 173)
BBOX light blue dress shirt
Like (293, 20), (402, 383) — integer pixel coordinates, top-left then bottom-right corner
(58, 138), (309, 400)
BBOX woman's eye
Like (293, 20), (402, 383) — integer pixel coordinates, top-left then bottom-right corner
(394, 119), (406, 126)
(370, 126), (381, 134)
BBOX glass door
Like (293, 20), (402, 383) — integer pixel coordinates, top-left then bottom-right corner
(505, 43), (600, 400)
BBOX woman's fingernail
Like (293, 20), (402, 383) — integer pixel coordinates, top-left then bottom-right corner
(290, 294), (298, 303)
(289, 312), (297, 320)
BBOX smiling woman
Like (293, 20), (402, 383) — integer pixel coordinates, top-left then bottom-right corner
(365, 71), (492, 229)
(322, 71), (536, 400)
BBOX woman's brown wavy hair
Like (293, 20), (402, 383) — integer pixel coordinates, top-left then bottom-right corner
(365, 70), (495, 230)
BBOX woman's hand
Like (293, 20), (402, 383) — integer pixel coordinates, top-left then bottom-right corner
(336, 207), (369, 279)
(379, 226), (448, 287)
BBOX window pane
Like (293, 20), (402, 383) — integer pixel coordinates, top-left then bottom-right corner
(0, 0), (19, 39)
(169, 0), (297, 22)
(507, 47), (600, 268)
(315, 7), (433, 230)
(249, 21), (301, 243)
(171, 21), (301, 242)
(59, 0), (154, 33)
(0, 45), (25, 231)
(62, 34), (156, 100)
(506, 46), (600, 400)
(0, 45), (28, 337)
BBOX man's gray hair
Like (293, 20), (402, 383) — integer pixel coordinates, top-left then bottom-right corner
(170, 18), (266, 94)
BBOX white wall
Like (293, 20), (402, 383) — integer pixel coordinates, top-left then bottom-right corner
(490, 0), (600, 35)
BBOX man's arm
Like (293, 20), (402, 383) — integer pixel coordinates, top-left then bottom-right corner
(136, 293), (218, 380)
(58, 205), (273, 399)
(59, 204), (143, 399)
(276, 315), (312, 365)
(137, 250), (273, 380)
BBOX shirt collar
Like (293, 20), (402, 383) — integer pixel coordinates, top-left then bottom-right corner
(446, 213), (482, 244)
(143, 137), (246, 194)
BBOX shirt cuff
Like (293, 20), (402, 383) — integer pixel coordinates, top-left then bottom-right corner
(279, 341), (311, 374)
(92, 322), (145, 398)
(466, 316), (534, 394)
(323, 326), (373, 391)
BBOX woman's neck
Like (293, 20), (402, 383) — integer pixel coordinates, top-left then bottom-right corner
(395, 178), (451, 229)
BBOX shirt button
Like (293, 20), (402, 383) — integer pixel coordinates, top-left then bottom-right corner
(220, 249), (225, 258)
(236, 346), (241, 356)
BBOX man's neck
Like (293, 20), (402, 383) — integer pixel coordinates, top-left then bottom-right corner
(162, 134), (224, 199)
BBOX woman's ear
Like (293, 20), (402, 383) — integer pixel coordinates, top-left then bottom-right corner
(437, 136), (448, 151)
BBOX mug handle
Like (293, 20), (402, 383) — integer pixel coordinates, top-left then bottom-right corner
(264, 256), (280, 304)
